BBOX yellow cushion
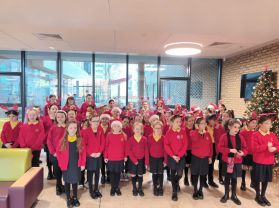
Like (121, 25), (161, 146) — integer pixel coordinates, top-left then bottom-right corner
(0, 148), (32, 181)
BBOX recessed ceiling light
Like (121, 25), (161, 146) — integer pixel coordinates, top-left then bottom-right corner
(164, 42), (202, 56)
(49, 46), (55, 50)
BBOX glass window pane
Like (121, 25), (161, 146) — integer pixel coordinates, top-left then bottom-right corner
(160, 57), (189, 78)
(61, 53), (93, 106)
(0, 76), (21, 103)
(95, 54), (126, 106)
(25, 52), (58, 110)
(128, 56), (158, 110)
(190, 59), (218, 108)
(0, 50), (21, 72)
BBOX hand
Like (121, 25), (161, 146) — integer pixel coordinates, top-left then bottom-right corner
(268, 146), (277, 153)
(91, 153), (96, 157)
(267, 142), (273, 148)
(230, 149), (237, 154)
(236, 150), (244, 157)
(146, 165), (149, 171)
(124, 157), (128, 162)
(53, 153), (57, 157)
(163, 163), (167, 167)
(209, 158), (212, 164)
(135, 161), (138, 165)
(81, 166), (85, 171)
(95, 152), (101, 157)
(104, 159), (108, 163)
(5, 143), (12, 148)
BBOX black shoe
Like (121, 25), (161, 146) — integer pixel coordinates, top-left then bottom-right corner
(90, 191), (97, 199)
(198, 190), (204, 200)
(220, 194), (229, 203)
(219, 178), (224, 185)
(110, 188), (115, 196)
(208, 181), (219, 188)
(240, 183), (246, 191)
(72, 198), (80, 207)
(192, 192), (199, 200)
(133, 189), (138, 196)
(231, 195), (241, 205)
(66, 198), (72, 208)
(138, 189), (144, 197)
(115, 188), (122, 196)
(172, 192), (178, 201)
(261, 196), (271, 206)
(158, 187), (164, 196)
(95, 190), (102, 198)
(101, 176), (106, 185)
(47, 173), (55, 180)
(153, 187), (159, 196)
(184, 178), (189, 186)
(203, 182), (209, 188)
(56, 185), (63, 195)
(255, 196), (266, 207)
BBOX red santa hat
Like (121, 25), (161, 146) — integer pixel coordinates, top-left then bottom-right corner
(207, 102), (218, 111)
(100, 113), (111, 120)
(191, 106), (201, 113)
(111, 107), (122, 114)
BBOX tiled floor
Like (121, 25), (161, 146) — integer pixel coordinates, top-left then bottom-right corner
(36, 161), (279, 208)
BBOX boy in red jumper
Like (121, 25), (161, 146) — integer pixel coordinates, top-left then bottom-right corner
(218, 119), (247, 205)
(19, 109), (46, 167)
(191, 117), (213, 200)
(164, 114), (188, 201)
(1, 109), (22, 148)
(127, 122), (149, 196)
(80, 94), (95, 120)
(252, 115), (279, 207)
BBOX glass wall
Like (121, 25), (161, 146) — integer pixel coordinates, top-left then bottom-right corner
(128, 56), (158, 110)
(61, 53), (93, 106)
(25, 52), (58, 111)
(95, 54), (127, 106)
(0, 51), (21, 72)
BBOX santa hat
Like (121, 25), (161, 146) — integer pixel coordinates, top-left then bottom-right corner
(149, 114), (159, 123)
(111, 120), (123, 129)
(191, 106), (201, 113)
(111, 107), (122, 114)
(100, 113), (111, 120)
(207, 102), (218, 111)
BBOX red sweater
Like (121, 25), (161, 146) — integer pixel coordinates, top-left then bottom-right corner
(147, 134), (167, 164)
(252, 131), (279, 165)
(218, 134), (248, 164)
(164, 128), (188, 158)
(191, 130), (213, 158)
(47, 125), (66, 155)
(42, 116), (55, 144)
(19, 122), (46, 151)
(1, 121), (22, 147)
(80, 102), (95, 119)
(144, 124), (153, 138)
(104, 132), (127, 161)
(81, 128), (105, 156)
(56, 139), (86, 171)
(163, 124), (170, 136)
(214, 125), (226, 154)
(240, 128), (255, 155)
(127, 136), (149, 165)
(185, 127), (192, 150)
(122, 125), (133, 139)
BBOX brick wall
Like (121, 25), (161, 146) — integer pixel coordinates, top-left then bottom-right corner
(221, 42), (279, 117)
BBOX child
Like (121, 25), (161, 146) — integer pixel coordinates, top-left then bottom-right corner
(111, 107), (122, 122)
(47, 110), (67, 195)
(240, 116), (257, 191)
(81, 116), (105, 199)
(164, 114), (188, 201)
(127, 122), (149, 196)
(19, 109), (46, 167)
(191, 117), (212, 200)
(62, 96), (80, 113)
(44, 94), (59, 116)
(252, 115), (279, 206)
(184, 114), (195, 186)
(1, 108), (22, 148)
(218, 119), (247, 205)
(104, 120), (127, 196)
(80, 94), (95, 119)
(148, 121), (166, 196)
(57, 121), (86, 207)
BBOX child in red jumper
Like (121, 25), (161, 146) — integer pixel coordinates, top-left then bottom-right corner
(218, 119), (247, 205)
(57, 121), (86, 208)
(47, 110), (67, 195)
(240, 117), (257, 191)
(164, 114), (188, 201)
(252, 115), (279, 207)
(104, 120), (127, 196)
(148, 120), (167, 196)
(81, 116), (105, 199)
(127, 122), (149, 197)
(19, 109), (46, 167)
(191, 117), (212, 200)
(1, 109), (22, 148)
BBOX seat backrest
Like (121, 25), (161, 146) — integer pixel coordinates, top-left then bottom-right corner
(0, 148), (32, 182)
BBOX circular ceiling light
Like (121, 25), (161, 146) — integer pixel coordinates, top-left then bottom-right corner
(164, 42), (202, 56)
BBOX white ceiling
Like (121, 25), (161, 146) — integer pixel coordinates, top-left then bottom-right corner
(1, 0), (279, 58)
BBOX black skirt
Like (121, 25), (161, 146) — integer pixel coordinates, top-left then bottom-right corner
(221, 162), (242, 178)
(86, 156), (102, 171)
(149, 156), (164, 174)
(185, 150), (192, 164)
(167, 156), (185, 171)
(252, 163), (273, 182)
(242, 154), (253, 166)
(128, 158), (146, 175)
(191, 155), (209, 176)
(107, 160), (124, 173)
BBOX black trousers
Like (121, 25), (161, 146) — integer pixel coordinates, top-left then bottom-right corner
(50, 155), (62, 186)
(32, 150), (41, 167)
(208, 144), (216, 182)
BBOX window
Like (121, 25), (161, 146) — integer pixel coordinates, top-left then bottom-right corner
(0, 51), (21, 72)
(25, 52), (58, 110)
(0, 76), (21, 104)
(95, 54), (126, 106)
(160, 57), (189, 78)
(61, 53), (93, 106)
(128, 56), (158, 109)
